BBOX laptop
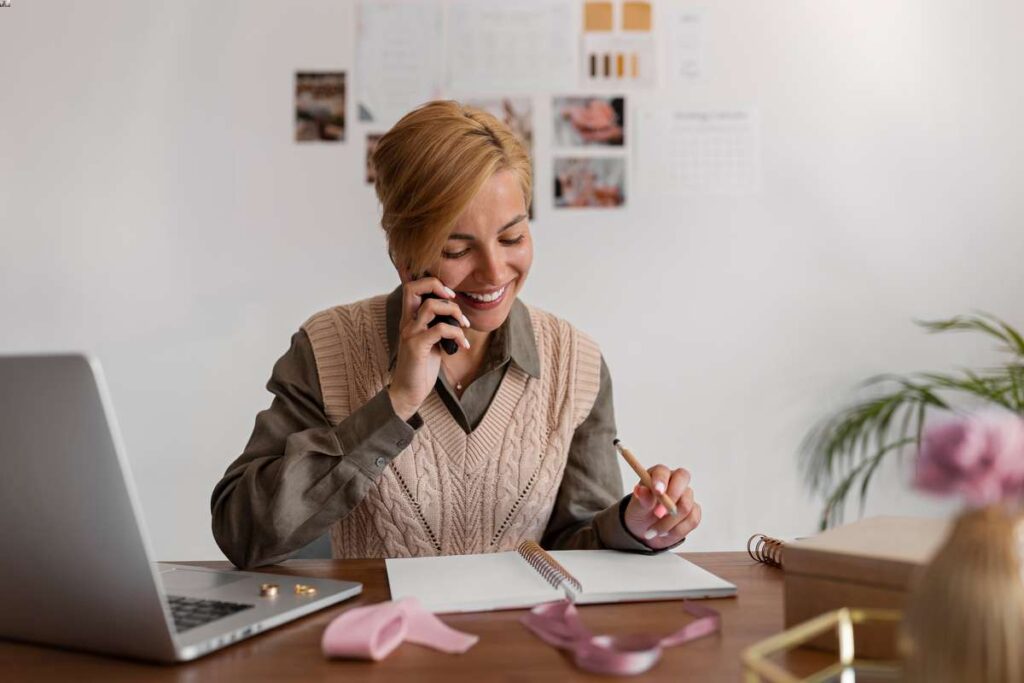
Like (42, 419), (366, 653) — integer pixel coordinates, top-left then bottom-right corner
(0, 354), (362, 662)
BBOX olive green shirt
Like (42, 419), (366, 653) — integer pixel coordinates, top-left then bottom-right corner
(211, 287), (658, 569)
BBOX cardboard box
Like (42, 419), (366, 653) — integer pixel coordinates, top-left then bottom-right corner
(783, 516), (950, 659)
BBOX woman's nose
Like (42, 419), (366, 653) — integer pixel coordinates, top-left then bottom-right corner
(476, 245), (506, 285)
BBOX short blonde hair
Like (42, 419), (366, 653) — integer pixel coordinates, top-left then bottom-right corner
(372, 100), (532, 276)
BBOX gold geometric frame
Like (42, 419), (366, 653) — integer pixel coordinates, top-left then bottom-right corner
(741, 608), (903, 683)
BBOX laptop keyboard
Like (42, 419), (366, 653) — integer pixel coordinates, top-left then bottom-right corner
(167, 595), (255, 633)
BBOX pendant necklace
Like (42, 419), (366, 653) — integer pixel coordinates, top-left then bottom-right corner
(445, 361), (465, 394)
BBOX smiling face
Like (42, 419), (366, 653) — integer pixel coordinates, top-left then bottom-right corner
(437, 169), (533, 334)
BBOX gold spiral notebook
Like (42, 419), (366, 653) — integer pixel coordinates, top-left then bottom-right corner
(747, 533), (786, 568)
(386, 540), (737, 614)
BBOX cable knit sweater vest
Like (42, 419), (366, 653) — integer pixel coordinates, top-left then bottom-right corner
(302, 294), (602, 559)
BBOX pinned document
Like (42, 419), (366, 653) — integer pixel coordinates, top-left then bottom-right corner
(581, 0), (655, 87)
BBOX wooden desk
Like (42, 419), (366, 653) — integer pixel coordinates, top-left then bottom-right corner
(0, 552), (828, 681)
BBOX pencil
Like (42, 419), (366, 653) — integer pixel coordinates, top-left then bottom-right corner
(613, 439), (678, 517)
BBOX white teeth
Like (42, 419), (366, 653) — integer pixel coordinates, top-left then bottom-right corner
(462, 286), (506, 303)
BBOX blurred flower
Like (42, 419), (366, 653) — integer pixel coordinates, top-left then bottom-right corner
(915, 411), (1024, 505)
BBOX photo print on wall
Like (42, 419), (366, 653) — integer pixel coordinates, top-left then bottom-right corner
(553, 96), (625, 147)
(553, 157), (626, 208)
(295, 72), (346, 142)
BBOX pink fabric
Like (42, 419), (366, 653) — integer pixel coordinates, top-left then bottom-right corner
(521, 599), (721, 675)
(321, 598), (479, 661)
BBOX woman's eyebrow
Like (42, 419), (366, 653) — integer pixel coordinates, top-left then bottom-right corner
(448, 214), (527, 241)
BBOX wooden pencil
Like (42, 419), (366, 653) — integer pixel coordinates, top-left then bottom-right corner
(613, 439), (678, 517)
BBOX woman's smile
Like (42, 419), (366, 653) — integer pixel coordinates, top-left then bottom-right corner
(456, 280), (514, 310)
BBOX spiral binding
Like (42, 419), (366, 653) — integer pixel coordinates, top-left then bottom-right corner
(747, 533), (785, 568)
(517, 540), (584, 594)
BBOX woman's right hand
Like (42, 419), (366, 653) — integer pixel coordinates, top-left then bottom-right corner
(386, 276), (471, 421)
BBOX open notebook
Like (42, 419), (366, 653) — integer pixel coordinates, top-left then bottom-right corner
(386, 541), (737, 614)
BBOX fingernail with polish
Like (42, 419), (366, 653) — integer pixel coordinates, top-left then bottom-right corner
(644, 529), (657, 540)
(653, 505), (667, 519)
(654, 481), (666, 493)
(658, 532), (670, 538)
(462, 315), (471, 327)
(444, 286), (456, 297)
(462, 338), (471, 349)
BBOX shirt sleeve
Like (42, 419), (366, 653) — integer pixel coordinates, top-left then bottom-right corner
(210, 330), (422, 569)
(540, 356), (671, 554)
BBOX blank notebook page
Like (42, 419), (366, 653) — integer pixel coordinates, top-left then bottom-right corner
(549, 550), (737, 602)
(386, 552), (562, 613)
(387, 550), (736, 613)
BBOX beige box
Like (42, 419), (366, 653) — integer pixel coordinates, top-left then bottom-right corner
(783, 516), (950, 659)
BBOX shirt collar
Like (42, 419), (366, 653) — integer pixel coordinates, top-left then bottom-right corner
(385, 285), (541, 379)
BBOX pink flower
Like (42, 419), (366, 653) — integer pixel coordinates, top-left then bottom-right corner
(914, 411), (1024, 505)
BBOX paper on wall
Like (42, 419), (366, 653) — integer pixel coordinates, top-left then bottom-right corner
(665, 6), (704, 83)
(580, 0), (656, 88)
(581, 33), (656, 87)
(355, 0), (444, 124)
(635, 107), (760, 195)
(446, 0), (576, 94)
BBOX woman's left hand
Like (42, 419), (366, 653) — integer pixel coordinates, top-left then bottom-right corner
(622, 466), (702, 550)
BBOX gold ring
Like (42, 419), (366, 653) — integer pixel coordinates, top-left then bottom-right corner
(259, 583), (279, 597)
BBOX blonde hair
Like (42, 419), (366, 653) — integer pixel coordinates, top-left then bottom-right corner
(372, 100), (532, 276)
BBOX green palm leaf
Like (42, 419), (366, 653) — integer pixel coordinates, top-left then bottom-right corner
(801, 313), (1024, 529)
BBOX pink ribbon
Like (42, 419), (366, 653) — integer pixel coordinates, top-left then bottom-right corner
(521, 600), (721, 675)
(321, 597), (479, 661)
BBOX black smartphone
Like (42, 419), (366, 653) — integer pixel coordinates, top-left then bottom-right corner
(418, 272), (459, 355)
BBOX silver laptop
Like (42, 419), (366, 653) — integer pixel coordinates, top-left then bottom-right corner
(0, 354), (361, 662)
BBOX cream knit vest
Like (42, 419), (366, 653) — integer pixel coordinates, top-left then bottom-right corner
(302, 294), (602, 559)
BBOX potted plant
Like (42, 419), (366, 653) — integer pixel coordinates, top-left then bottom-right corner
(800, 313), (1024, 529)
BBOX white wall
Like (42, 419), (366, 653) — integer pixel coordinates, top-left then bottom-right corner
(3, 0), (1022, 560)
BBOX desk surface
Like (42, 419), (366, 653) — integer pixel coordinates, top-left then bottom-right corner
(1, 552), (831, 681)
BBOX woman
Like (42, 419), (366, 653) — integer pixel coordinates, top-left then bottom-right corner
(211, 101), (701, 569)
